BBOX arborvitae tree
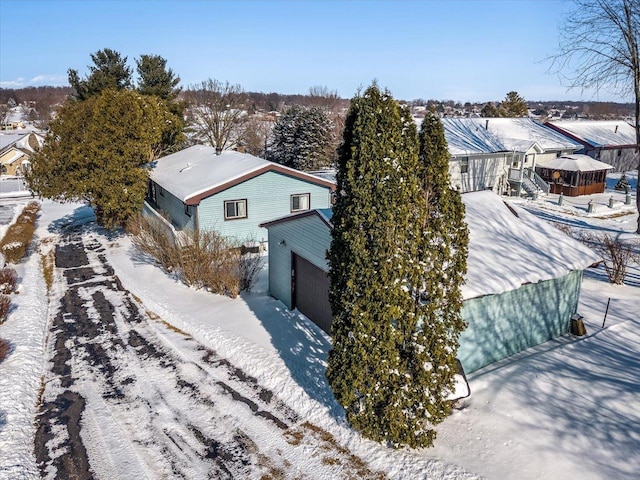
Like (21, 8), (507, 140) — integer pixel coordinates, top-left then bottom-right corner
(26, 89), (170, 229)
(414, 111), (469, 441)
(270, 105), (335, 170)
(327, 84), (443, 448)
(501, 91), (529, 117)
(68, 48), (133, 100)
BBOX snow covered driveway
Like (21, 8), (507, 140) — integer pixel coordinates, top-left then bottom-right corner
(35, 227), (385, 480)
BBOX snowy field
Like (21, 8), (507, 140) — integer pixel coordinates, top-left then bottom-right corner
(0, 172), (638, 479)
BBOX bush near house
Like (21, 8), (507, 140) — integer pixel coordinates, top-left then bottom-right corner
(0, 267), (18, 294)
(0, 201), (41, 264)
(127, 214), (263, 298)
(0, 337), (10, 363)
(0, 294), (10, 324)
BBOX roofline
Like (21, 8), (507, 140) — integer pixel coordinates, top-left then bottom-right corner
(183, 164), (336, 206)
(260, 208), (332, 229)
(543, 122), (592, 147)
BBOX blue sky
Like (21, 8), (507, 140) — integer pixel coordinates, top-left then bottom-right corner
(0, 0), (628, 103)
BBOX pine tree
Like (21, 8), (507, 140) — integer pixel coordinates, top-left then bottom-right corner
(68, 48), (133, 100)
(136, 54), (186, 155)
(270, 105), (335, 170)
(327, 84), (437, 447)
(501, 91), (528, 117)
(136, 54), (182, 101)
(26, 89), (170, 229)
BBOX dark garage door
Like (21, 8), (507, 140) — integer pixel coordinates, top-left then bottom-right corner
(292, 253), (332, 334)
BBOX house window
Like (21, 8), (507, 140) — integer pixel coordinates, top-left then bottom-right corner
(224, 199), (247, 220)
(184, 204), (192, 217)
(460, 157), (469, 174)
(291, 193), (310, 212)
(159, 186), (164, 197)
(617, 149), (622, 157)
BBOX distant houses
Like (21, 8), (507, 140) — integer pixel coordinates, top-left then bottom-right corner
(0, 131), (44, 176)
(145, 145), (335, 244)
(261, 192), (600, 373)
(440, 117), (582, 197)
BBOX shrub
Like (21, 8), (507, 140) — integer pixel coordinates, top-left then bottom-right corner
(0, 267), (18, 294)
(0, 294), (10, 324)
(127, 214), (262, 298)
(0, 201), (41, 263)
(581, 232), (639, 284)
(0, 337), (10, 363)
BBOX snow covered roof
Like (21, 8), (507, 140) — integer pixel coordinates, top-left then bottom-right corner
(264, 191), (599, 300)
(0, 133), (29, 152)
(461, 191), (600, 300)
(545, 120), (638, 148)
(148, 145), (335, 205)
(440, 118), (582, 156)
(536, 154), (614, 172)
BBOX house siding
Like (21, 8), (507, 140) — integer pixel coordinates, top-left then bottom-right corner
(151, 181), (196, 231)
(266, 214), (331, 309)
(458, 269), (583, 373)
(586, 147), (638, 173)
(198, 171), (332, 243)
(450, 153), (509, 193)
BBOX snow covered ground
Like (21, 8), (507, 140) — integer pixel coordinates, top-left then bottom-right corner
(0, 172), (638, 479)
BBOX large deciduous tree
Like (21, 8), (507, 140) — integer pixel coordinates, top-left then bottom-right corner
(548, 0), (640, 233)
(327, 84), (466, 448)
(185, 79), (247, 153)
(26, 89), (170, 229)
(270, 105), (335, 170)
(68, 48), (133, 100)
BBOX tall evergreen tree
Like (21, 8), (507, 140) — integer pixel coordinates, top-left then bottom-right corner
(26, 89), (170, 229)
(327, 84), (440, 447)
(136, 54), (186, 154)
(68, 48), (133, 100)
(414, 111), (469, 440)
(501, 91), (528, 117)
(270, 105), (335, 170)
(136, 54), (182, 101)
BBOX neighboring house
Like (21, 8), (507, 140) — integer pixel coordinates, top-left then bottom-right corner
(440, 118), (582, 196)
(261, 191), (599, 373)
(146, 145), (335, 243)
(0, 131), (44, 175)
(536, 154), (614, 196)
(544, 120), (639, 172)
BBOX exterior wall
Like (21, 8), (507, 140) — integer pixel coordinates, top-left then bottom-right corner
(198, 171), (332, 243)
(0, 148), (28, 175)
(458, 270), (583, 373)
(266, 215), (331, 309)
(150, 181), (196, 232)
(450, 154), (509, 193)
(587, 147), (638, 173)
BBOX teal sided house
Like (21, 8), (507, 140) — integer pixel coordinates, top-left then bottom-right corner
(261, 191), (600, 373)
(146, 145), (335, 243)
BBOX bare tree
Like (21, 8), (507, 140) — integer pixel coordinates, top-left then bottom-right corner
(581, 232), (639, 284)
(185, 79), (248, 153)
(548, 0), (640, 233)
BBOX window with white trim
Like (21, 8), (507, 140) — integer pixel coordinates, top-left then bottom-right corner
(460, 157), (469, 174)
(224, 199), (247, 220)
(290, 193), (310, 212)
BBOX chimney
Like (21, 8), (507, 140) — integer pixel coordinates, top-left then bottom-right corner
(614, 125), (619, 134)
(485, 119), (489, 130)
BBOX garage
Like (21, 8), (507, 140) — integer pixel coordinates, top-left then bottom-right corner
(292, 253), (332, 334)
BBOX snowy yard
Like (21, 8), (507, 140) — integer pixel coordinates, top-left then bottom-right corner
(0, 174), (638, 479)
